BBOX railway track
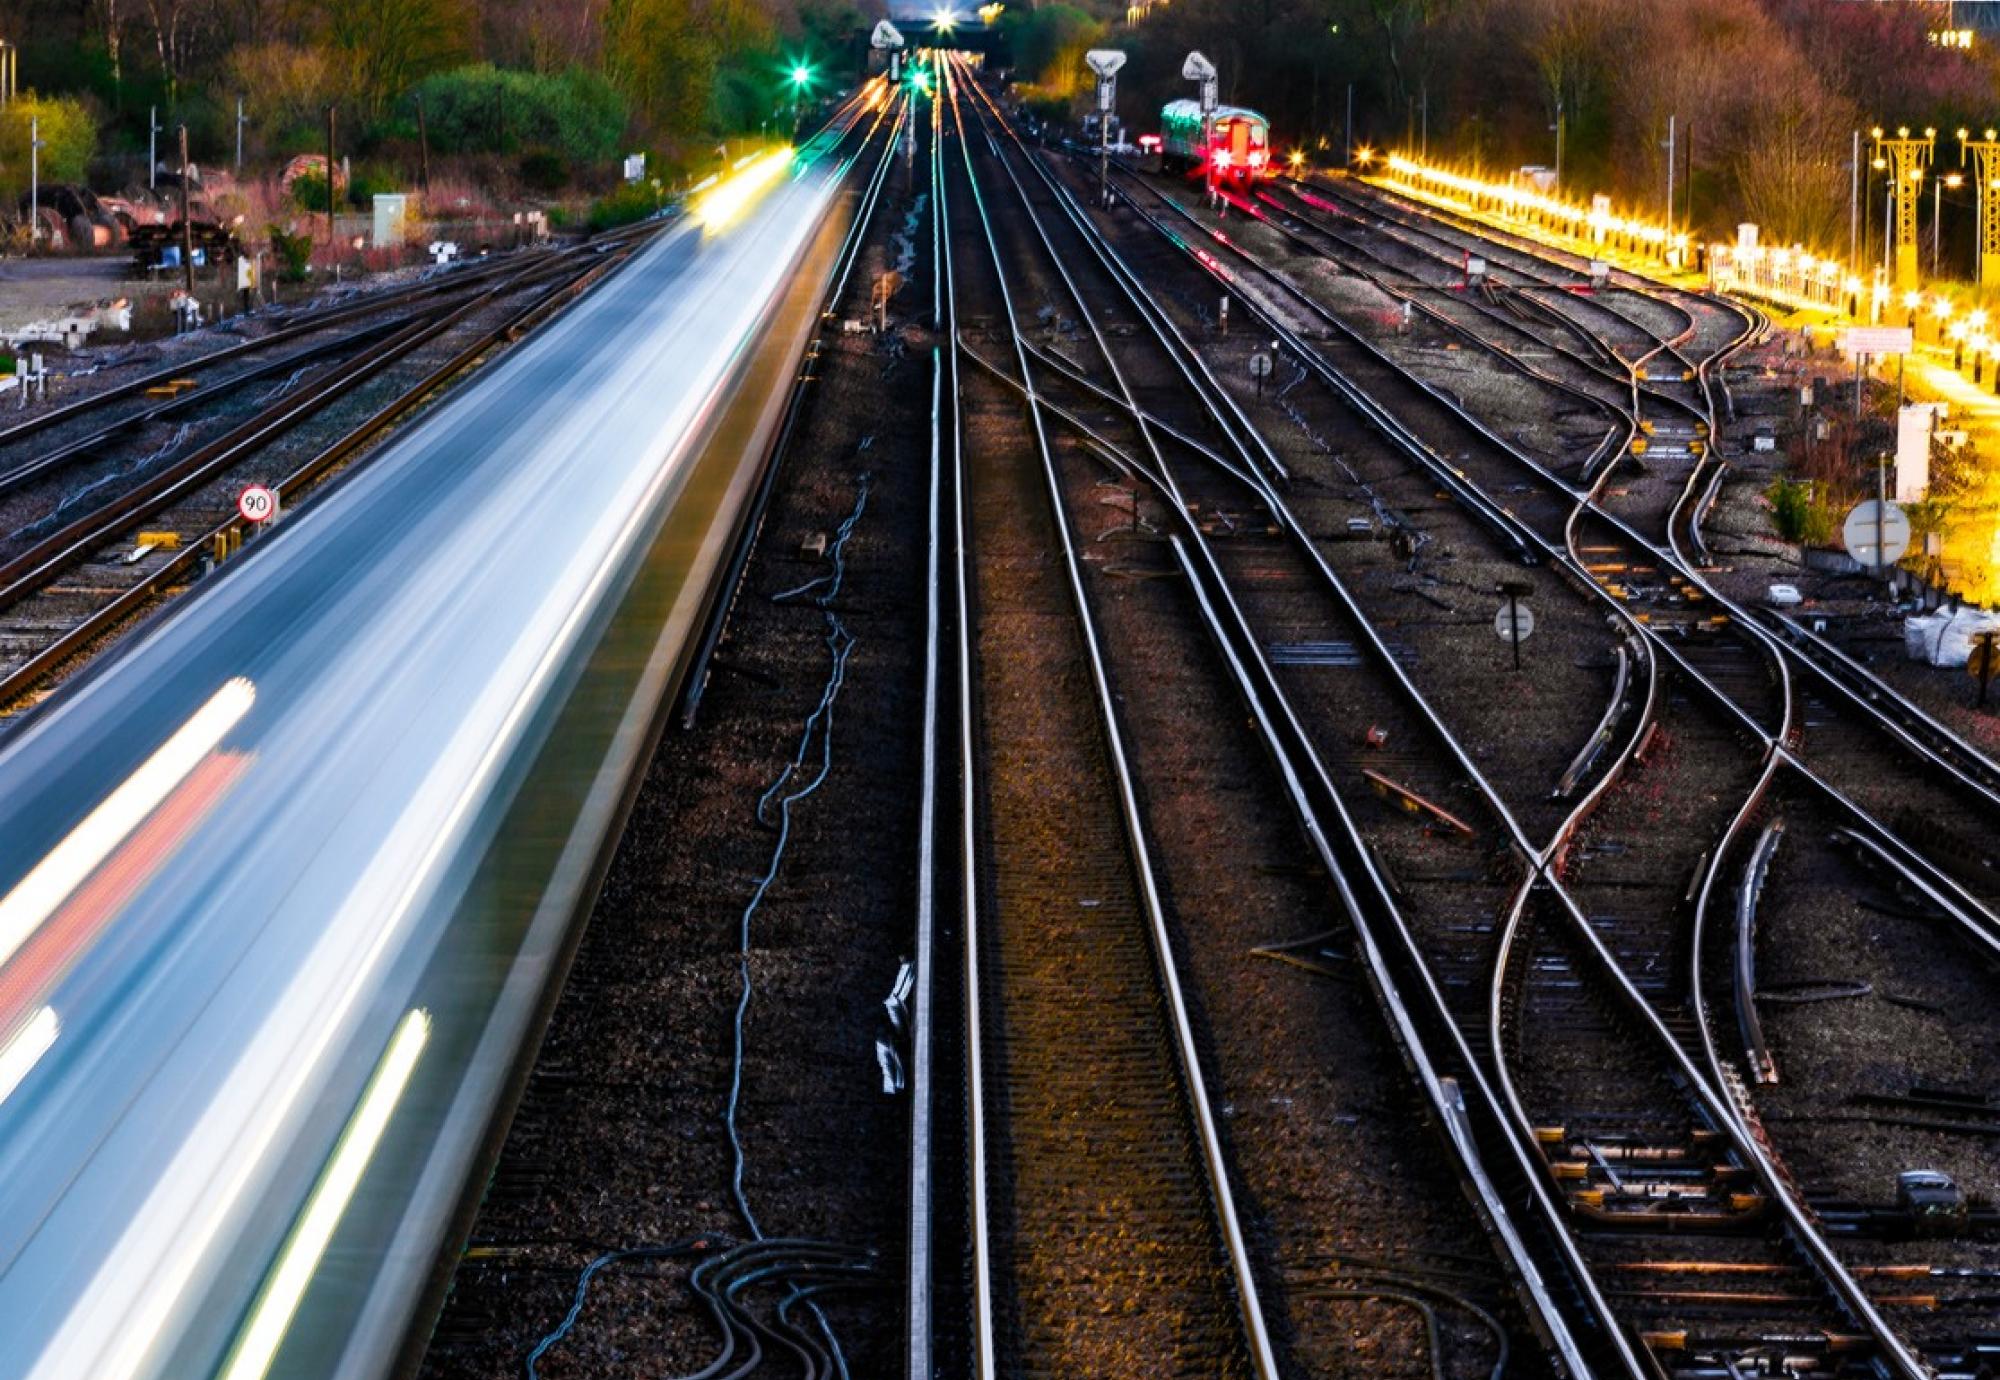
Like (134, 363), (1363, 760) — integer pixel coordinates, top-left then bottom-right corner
(0, 224), (664, 714)
(417, 87), (918, 1377)
(953, 103), (1987, 1373)
(1100, 145), (2000, 1373)
(947, 64), (1694, 1374)
(1120, 165), (2000, 942)
(935, 61), (1276, 1379)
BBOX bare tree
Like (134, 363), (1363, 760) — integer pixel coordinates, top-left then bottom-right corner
(91, 0), (128, 87)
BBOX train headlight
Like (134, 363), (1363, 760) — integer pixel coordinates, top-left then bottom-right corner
(1212, 149), (1233, 169)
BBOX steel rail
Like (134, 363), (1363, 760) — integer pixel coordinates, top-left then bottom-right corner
(1259, 180), (1691, 430)
(940, 59), (1281, 1380)
(1081, 151), (1935, 1378)
(0, 227), (654, 716)
(676, 94), (908, 728)
(930, 72), (997, 1380)
(959, 70), (1648, 1373)
(1328, 177), (1703, 361)
(1734, 820), (1786, 1086)
(0, 314), (418, 497)
(0, 224), (652, 458)
(1157, 161), (1945, 1380)
(1128, 167), (2000, 950)
(903, 343), (943, 1380)
(0, 283), (511, 612)
(1245, 184), (1645, 457)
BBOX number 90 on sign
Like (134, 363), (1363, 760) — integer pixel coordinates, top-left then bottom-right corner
(237, 484), (278, 525)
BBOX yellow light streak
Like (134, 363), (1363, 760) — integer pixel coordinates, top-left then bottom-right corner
(216, 1008), (431, 1380)
(1379, 154), (1687, 253)
(0, 678), (255, 977)
(693, 147), (797, 231)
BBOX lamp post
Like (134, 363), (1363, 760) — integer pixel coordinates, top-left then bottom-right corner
(27, 114), (42, 249)
(149, 105), (163, 190)
(1552, 95), (1565, 191)
(789, 61), (812, 137)
(325, 105), (336, 260)
(179, 125), (194, 295)
(1936, 171), (1963, 275)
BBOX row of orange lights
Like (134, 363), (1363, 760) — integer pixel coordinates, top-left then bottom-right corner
(1379, 154), (1691, 252)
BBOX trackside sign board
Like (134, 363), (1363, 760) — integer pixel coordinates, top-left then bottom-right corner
(1840, 326), (1914, 355)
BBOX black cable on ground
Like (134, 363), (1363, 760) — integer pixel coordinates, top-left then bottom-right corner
(523, 471), (880, 1380)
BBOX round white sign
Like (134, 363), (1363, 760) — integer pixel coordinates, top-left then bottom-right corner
(237, 484), (277, 525)
(1842, 499), (1910, 567)
(1494, 601), (1535, 643)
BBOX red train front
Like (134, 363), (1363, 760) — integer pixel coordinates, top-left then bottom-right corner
(1157, 100), (1273, 182)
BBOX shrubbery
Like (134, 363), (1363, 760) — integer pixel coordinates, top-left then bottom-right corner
(1766, 478), (1834, 547)
(0, 95), (95, 194)
(518, 149), (569, 193)
(587, 180), (660, 231)
(408, 66), (627, 165)
(270, 227), (314, 280)
(290, 172), (332, 214)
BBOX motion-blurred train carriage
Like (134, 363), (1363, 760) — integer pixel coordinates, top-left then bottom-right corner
(1158, 100), (1273, 181)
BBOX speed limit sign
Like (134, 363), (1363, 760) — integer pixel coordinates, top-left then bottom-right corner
(236, 484), (278, 525)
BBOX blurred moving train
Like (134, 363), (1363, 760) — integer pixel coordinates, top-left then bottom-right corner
(0, 96), (884, 1380)
(1158, 100), (1273, 181)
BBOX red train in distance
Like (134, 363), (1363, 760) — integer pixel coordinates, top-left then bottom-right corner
(1156, 99), (1273, 182)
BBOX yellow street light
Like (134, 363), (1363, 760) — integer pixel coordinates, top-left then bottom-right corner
(1988, 127), (1997, 141)
(1950, 320), (1969, 340)
(1960, 127), (1972, 141)
(1898, 125), (1911, 137)
(1872, 126), (1885, 139)
(1905, 291), (1923, 309)
(1926, 127), (1938, 138)
(1947, 172), (1966, 188)
(1971, 308), (1989, 329)
(1873, 157), (1889, 170)
(1936, 298), (1955, 318)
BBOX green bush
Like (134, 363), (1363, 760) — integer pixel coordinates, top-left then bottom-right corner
(291, 172), (332, 215)
(587, 179), (659, 232)
(1767, 477), (1833, 547)
(0, 95), (95, 193)
(409, 65), (628, 164)
(518, 149), (569, 193)
(270, 227), (314, 281)
(347, 168), (397, 207)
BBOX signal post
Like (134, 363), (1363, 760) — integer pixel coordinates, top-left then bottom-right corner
(1874, 125), (1934, 291)
(1183, 50), (1219, 205)
(1959, 127), (2000, 287)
